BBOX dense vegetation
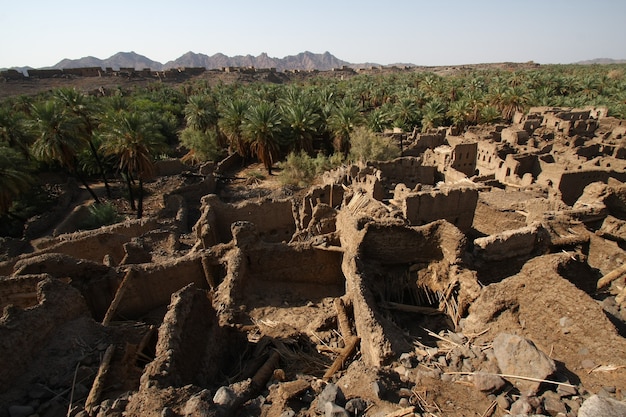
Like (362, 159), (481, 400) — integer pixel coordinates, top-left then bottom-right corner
(1, 63), (625, 234)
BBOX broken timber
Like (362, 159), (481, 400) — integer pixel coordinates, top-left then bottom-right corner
(597, 263), (626, 289)
(84, 344), (115, 414)
(102, 268), (135, 326)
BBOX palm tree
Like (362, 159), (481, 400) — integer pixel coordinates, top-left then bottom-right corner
(327, 99), (364, 155)
(53, 88), (111, 197)
(421, 100), (447, 132)
(184, 94), (219, 134)
(392, 97), (420, 131)
(501, 86), (529, 121)
(281, 97), (321, 154)
(0, 144), (34, 216)
(219, 98), (250, 162)
(0, 106), (32, 157)
(29, 100), (101, 203)
(243, 101), (282, 175)
(100, 111), (166, 218)
(447, 99), (470, 130)
(368, 105), (394, 133)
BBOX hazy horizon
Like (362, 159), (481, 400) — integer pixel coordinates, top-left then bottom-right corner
(2, 0), (625, 69)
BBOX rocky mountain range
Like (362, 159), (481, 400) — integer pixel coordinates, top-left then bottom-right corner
(49, 51), (375, 72)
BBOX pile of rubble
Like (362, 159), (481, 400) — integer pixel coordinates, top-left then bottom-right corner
(1, 107), (626, 417)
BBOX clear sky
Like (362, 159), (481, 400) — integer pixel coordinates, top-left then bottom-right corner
(1, 0), (625, 69)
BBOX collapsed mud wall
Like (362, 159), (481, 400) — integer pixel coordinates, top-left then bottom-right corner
(194, 195), (296, 246)
(115, 255), (210, 320)
(337, 208), (470, 367)
(0, 279), (89, 392)
(140, 284), (243, 390)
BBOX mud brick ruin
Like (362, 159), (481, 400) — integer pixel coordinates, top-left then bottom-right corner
(1, 106), (626, 416)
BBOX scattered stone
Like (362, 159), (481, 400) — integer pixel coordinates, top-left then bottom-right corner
(398, 353), (414, 368)
(161, 407), (176, 417)
(280, 409), (295, 417)
(184, 389), (213, 416)
(496, 394), (510, 411)
(398, 388), (412, 398)
(317, 383), (346, 413)
(398, 398), (409, 407)
(371, 381), (384, 400)
(542, 391), (567, 416)
(578, 395), (626, 417)
(580, 359), (597, 370)
(345, 398), (368, 415)
(213, 386), (236, 406)
(492, 333), (556, 395)
(556, 381), (578, 397)
(471, 371), (506, 393)
(325, 401), (349, 417)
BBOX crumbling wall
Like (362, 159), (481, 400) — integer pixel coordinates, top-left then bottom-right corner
(0, 279), (89, 392)
(140, 284), (243, 389)
(393, 186), (478, 232)
(337, 211), (468, 367)
(371, 157), (436, 189)
(473, 223), (549, 261)
(115, 255), (210, 320)
(0, 274), (50, 310)
(194, 195), (296, 245)
(449, 141), (478, 177)
(297, 183), (344, 231)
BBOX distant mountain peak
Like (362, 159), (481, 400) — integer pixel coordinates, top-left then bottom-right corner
(49, 51), (379, 72)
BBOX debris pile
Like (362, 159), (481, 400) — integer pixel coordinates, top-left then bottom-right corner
(1, 107), (626, 416)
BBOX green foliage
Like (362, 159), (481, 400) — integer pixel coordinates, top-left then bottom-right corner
(179, 127), (225, 163)
(0, 144), (35, 215)
(278, 151), (344, 187)
(79, 202), (123, 230)
(348, 126), (400, 163)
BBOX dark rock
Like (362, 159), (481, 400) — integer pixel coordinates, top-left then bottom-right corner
(345, 398), (368, 415)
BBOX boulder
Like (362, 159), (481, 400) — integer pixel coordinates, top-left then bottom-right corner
(578, 395), (626, 417)
(492, 333), (556, 395)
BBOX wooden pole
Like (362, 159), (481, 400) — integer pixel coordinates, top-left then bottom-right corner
(334, 298), (353, 339)
(597, 263), (626, 289)
(323, 336), (360, 381)
(102, 269), (135, 326)
(84, 344), (115, 414)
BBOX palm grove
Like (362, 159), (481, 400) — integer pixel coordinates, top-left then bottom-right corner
(1, 63), (626, 234)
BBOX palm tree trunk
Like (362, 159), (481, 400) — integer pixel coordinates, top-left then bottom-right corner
(87, 140), (111, 198)
(124, 172), (136, 211)
(137, 177), (144, 219)
(75, 170), (101, 204)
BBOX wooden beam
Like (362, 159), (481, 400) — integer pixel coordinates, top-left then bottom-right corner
(102, 268), (135, 326)
(84, 344), (115, 414)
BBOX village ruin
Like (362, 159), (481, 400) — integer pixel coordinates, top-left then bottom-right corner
(1, 104), (626, 417)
